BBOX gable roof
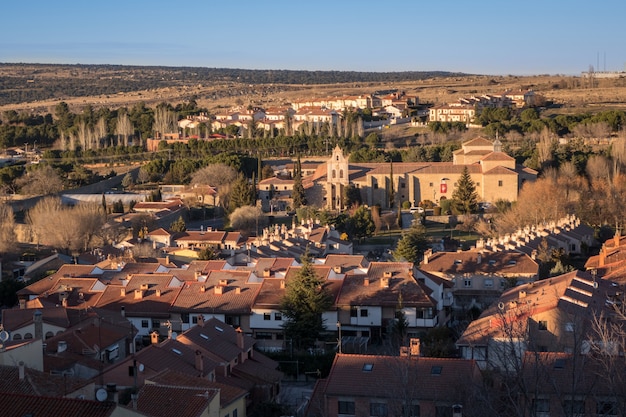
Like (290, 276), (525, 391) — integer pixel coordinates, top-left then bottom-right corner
(136, 384), (217, 417)
(0, 392), (116, 417)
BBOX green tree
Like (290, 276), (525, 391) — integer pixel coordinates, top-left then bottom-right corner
(292, 157), (306, 209)
(229, 174), (254, 212)
(343, 184), (362, 208)
(198, 246), (219, 260)
(346, 206), (375, 241)
(393, 223), (430, 263)
(451, 166), (479, 214)
(280, 254), (332, 350)
(121, 172), (134, 189)
(170, 215), (187, 232)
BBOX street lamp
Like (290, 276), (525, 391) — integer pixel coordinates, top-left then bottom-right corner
(336, 321), (342, 353)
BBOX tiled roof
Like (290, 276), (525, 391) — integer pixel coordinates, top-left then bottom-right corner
(0, 393), (116, 417)
(231, 352), (283, 384)
(171, 271), (260, 314)
(148, 369), (247, 407)
(323, 354), (480, 401)
(322, 254), (369, 272)
(457, 270), (619, 346)
(2, 307), (71, 332)
(0, 364), (89, 397)
(420, 250), (538, 277)
(136, 384), (216, 417)
(481, 151), (515, 161)
(176, 318), (255, 361)
(336, 262), (433, 307)
(136, 339), (218, 378)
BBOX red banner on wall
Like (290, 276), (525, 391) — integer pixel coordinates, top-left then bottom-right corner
(440, 183), (447, 194)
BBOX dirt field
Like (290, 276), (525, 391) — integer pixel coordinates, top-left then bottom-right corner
(1, 65), (626, 115)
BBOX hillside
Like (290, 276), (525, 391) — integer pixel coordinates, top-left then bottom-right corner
(2, 63), (626, 115)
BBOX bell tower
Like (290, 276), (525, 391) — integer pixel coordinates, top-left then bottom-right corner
(326, 146), (349, 210)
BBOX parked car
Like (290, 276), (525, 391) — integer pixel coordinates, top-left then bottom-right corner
(409, 206), (425, 214)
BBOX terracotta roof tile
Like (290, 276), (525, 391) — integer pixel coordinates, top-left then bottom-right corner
(0, 393), (116, 417)
(136, 384), (216, 417)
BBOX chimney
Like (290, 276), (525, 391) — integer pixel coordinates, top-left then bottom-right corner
(140, 284), (149, 290)
(165, 255), (170, 265)
(57, 340), (67, 353)
(333, 266), (342, 274)
(363, 278), (369, 286)
(195, 270), (201, 281)
(214, 285), (223, 295)
(600, 245), (606, 267)
(219, 279), (228, 286)
(62, 298), (68, 308)
(18, 361), (25, 380)
(380, 277), (390, 288)
(615, 230), (621, 247)
(235, 287), (241, 294)
(150, 331), (159, 344)
(519, 290), (527, 299)
(423, 248), (433, 264)
(120, 288), (126, 297)
(383, 271), (393, 278)
(33, 310), (43, 340)
(134, 289), (144, 300)
(156, 289), (161, 297)
(19, 299), (26, 309)
(263, 268), (271, 278)
(280, 280), (285, 289)
(195, 350), (204, 374)
(236, 328), (244, 350)
(409, 338), (421, 356)
(476, 253), (482, 264)
(121, 306), (125, 317)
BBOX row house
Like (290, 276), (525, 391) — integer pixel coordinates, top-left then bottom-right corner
(585, 230), (626, 284)
(456, 270), (621, 371)
(306, 354), (482, 417)
(257, 176), (294, 212)
(419, 248), (539, 310)
(428, 103), (476, 124)
(292, 106), (340, 130)
(14, 256), (447, 354)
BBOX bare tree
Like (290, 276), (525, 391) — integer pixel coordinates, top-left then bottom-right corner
(537, 127), (555, 168)
(191, 164), (238, 209)
(17, 165), (64, 195)
(0, 203), (16, 255)
(115, 111), (134, 147)
(153, 104), (176, 138)
(94, 116), (107, 149)
(229, 206), (267, 236)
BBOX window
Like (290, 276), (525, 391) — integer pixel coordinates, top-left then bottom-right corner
(362, 363), (374, 372)
(597, 400), (618, 416)
(360, 309), (368, 317)
(538, 320), (548, 331)
(476, 182), (480, 187)
(533, 399), (550, 413)
(435, 405), (452, 417)
(338, 400), (355, 415)
(263, 313), (271, 321)
(181, 313), (189, 324)
(463, 278), (472, 288)
(274, 312), (282, 321)
(340, 170), (344, 179)
(484, 278), (493, 288)
(141, 320), (149, 328)
(565, 322), (574, 332)
(429, 182), (434, 187)
(350, 307), (358, 317)
(554, 358), (566, 369)
(255, 332), (272, 340)
(402, 404), (420, 417)
(332, 170), (336, 179)
(416, 308), (433, 319)
(24, 333), (33, 340)
(192, 316), (199, 324)
(370, 402), (388, 417)
(498, 180), (503, 187)
(233, 409), (238, 417)
(152, 320), (160, 329)
(431, 365), (442, 375)
(400, 182), (405, 188)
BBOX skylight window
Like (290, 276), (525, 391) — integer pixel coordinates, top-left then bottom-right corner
(172, 348), (182, 355)
(200, 333), (209, 340)
(454, 259), (462, 265)
(215, 326), (224, 332)
(554, 358), (566, 369)
(430, 366), (442, 375)
(362, 363), (374, 372)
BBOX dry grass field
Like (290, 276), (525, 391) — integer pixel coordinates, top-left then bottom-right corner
(1, 64), (626, 115)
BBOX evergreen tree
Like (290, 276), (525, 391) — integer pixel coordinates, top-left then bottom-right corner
(292, 156), (306, 208)
(229, 173), (254, 211)
(452, 166), (479, 214)
(170, 215), (187, 232)
(280, 253), (332, 350)
(393, 223), (430, 263)
(346, 206), (375, 242)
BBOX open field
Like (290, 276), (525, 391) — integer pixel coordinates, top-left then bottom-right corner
(2, 64), (626, 115)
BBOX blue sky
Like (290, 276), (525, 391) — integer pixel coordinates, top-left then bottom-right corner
(1, 0), (623, 75)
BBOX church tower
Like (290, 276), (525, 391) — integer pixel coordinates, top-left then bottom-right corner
(326, 146), (349, 210)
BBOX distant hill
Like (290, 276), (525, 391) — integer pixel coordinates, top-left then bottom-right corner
(0, 63), (468, 106)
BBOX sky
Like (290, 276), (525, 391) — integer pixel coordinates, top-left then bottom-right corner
(1, 0), (624, 76)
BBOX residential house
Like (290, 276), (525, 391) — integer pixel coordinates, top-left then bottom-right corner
(306, 354), (483, 417)
(419, 248), (539, 310)
(456, 270), (621, 370)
